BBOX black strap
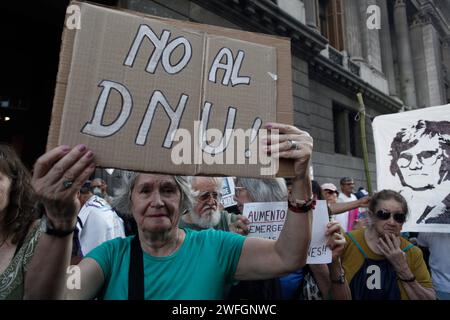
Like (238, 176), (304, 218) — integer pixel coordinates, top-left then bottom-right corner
(128, 233), (144, 300)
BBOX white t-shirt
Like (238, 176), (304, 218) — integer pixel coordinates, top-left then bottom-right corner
(78, 195), (126, 255)
(333, 193), (357, 232)
(417, 232), (450, 293)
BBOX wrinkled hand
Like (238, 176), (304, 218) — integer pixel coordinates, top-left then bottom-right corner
(262, 122), (313, 178)
(32, 145), (96, 228)
(376, 233), (408, 272)
(325, 221), (346, 262)
(229, 215), (250, 236)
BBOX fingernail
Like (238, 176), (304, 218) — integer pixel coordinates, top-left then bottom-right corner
(85, 151), (94, 159)
(61, 145), (70, 153)
(78, 144), (87, 152)
(89, 162), (96, 168)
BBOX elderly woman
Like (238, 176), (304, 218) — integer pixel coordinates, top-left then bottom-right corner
(25, 122), (342, 299)
(0, 145), (41, 299)
(336, 189), (435, 300)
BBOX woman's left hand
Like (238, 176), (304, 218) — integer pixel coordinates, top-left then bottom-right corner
(263, 122), (313, 179)
(326, 221), (346, 262)
(376, 233), (409, 272)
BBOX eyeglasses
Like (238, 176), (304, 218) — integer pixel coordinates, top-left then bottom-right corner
(197, 191), (219, 202)
(375, 210), (407, 224)
(398, 149), (442, 168)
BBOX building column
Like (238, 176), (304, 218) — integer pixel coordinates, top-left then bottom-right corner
(410, 15), (446, 107)
(378, 0), (398, 97)
(343, 0), (363, 61)
(304, 0), (319, 31)
(393, 0), (417, 108)
(359, 0), (382, 71)
(443, 40), (450, 103)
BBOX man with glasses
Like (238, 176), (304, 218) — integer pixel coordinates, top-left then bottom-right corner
(180, 176), (248, 234)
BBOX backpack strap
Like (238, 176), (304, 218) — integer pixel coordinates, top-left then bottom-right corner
(402, 243), (415, 253)
(346, 232), (368, 259)
(128, 234), (144, 300)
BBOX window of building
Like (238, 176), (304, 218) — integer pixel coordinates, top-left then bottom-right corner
(332, 103), (362, 157)
(318, 0), (344, 51)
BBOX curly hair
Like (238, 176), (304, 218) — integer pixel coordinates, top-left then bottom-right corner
(389, 120), (450, 190)
(0, 144), (38, 245)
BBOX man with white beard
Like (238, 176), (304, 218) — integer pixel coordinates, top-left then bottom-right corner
(179, 176), (249, 235)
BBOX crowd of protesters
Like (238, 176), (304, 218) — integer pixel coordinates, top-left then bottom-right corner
(0, 121), (447, 300)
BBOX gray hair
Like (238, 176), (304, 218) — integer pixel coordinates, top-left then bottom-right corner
(112, 171), (193, 216)
(186, 176), (223, 190)
(235, 177), (288, 202)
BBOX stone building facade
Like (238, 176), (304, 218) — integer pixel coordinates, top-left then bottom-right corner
(112, 0), (449, 190)
(0, 0), (448, 191)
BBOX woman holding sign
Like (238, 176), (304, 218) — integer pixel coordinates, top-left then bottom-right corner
(24, 122), (344, 299)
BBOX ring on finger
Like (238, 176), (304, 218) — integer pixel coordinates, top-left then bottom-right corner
(289, 140), (300, 150)
(286, 139), (293, 150)
(63, 180), (74, 189)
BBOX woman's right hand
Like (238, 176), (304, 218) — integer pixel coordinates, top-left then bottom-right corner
(325, 221), (346, 262)
(32, 145), (96, 229)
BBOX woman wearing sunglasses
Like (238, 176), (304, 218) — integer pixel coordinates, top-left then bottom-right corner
(334, 189), (436, 300)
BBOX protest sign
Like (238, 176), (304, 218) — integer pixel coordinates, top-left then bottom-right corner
(243, 202), (287, 240)
(47, 1), (294, 178)
(243, 200), (331, 264)
(220, 177), (237, 208)
(306, 200), (331, 264)
(373, 104), (450, 232)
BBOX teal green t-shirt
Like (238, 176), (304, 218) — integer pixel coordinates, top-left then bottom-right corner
(85, 228), (245, 300)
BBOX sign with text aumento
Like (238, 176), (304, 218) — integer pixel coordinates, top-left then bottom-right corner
(47, 1), (294, 177)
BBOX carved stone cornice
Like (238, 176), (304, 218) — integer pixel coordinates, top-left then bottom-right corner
(191, 0), (403, 113)
(191, 0), (328, 59)
(309, 55), (403, 113)
(416, 0), (450, 39)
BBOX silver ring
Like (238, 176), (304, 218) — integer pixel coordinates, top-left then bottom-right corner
(63, 180), (74, 189)
(287, 139), (293, 150)
(291, 141), (300, 150)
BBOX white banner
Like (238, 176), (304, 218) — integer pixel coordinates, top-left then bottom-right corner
(243, 200), (331, 264)
(372, 104), (450, 232)
(307, 200), (332, 264)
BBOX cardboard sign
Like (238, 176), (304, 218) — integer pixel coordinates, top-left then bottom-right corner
(220, 177), (237, 208)
(47, 1), (293, 178)
(373, 104), (450, 232)
(243, 200), (331, 264)
(306, 200), (332, 264)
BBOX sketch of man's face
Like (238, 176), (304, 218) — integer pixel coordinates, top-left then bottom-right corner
(397, 137), (442, 190)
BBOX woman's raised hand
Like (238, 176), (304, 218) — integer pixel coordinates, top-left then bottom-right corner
(263, 122), (313, 179)
(32, 145), (96, 228)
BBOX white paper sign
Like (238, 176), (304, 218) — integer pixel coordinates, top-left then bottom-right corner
(373, 104), (450, 233)
(221, 177), (237, 208)
(243, 202), (287, 240)
(307, 200), (332, 264)
(243, 200), (332, 264)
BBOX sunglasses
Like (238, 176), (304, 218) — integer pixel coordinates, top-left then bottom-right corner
(375, 210), (407, 224)
(197, 191), (219, 201)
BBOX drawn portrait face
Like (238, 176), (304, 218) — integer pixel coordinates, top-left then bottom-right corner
(390, 120), (450, 192)
(397, 136), (443, 190)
